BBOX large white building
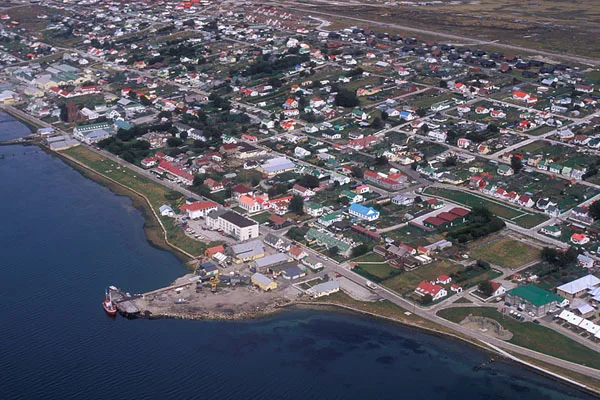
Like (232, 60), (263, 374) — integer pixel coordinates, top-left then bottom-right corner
(206, 210), (259, 241)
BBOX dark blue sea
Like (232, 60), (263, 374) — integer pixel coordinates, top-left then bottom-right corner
(0, 114), (594, 399)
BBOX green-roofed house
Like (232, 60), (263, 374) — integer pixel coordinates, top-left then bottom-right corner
(340, 190), (363, 203)
(317, 211), (344, 227)
(305, 228), (353, 257)
(505, 285), (565, 317)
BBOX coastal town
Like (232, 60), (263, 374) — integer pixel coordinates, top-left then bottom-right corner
(2, 0), (600, 391)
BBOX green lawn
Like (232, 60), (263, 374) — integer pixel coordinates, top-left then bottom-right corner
(470, 237), (540, 268)
(424, 187), (548, 228)
(437, 307), (600, 369)
(250, 212), (272, 224)
(382, 260), (461, 295)
(61, 146), (209, 257)
(352, 252), (386, 263)
(354, 263), (398, 281)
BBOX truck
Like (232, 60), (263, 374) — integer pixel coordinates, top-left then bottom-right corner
(366, 280), (378, 290)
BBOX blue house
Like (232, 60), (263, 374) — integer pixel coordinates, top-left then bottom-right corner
(348, 203), (380, 221)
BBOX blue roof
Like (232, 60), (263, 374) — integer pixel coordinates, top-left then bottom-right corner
(349, 203), (379, 217)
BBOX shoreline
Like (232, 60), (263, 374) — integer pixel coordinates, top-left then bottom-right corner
(53, 142), (600, 396)
(123, 297), (600, 397)
(4, 114), (598, 397)
(47, 146), (193, 263)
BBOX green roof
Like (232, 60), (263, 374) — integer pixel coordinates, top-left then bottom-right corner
(507, 285), (564, 307)
(319, 211), (343, 221)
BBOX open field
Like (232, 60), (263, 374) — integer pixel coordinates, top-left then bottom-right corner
(424, 187), (549, 228)
(382, 260), (460, 294)
(437, 307), (600, 370)
(470, 237), (540, 268)
(286, 0), (600, 59)
(60, 146), (211, 257)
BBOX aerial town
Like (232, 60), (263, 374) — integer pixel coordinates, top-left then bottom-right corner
(2, 0), (600, 389)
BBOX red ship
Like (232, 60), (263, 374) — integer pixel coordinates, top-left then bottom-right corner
(102, 288), (117, 316)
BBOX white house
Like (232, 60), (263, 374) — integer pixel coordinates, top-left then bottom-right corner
(348, 203), (380, 221)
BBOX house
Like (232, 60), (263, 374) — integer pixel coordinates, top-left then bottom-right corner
(497, 164), (514, 176)
(577, 254), (595, 269)
(305, 228), (354, 257)
(571, 233), (590, 245)
(489, 281), (506, 297)
(292, 184), (315, 198)
(205, 244), (226, 258)
(158, 161), (194, 185)
(517, 195), (534, 208)
(307, 280), (340, 298)
(505, 285), (564, 316)
(450, 284), (463, 293)
(428, 130), (447, 143)
(304, 202), (324, 217)
(457, 138), (472, 149)
(392, 195), (414, 206)
(348, 203), (380, 221)
(203, 178), (224, 193)
(282, 265), (306, 280)
(289, 245), (307, 260)
(232, 184), (253, 200)
(512, 91), (537, 104)
(159, 205), (175, 217)
(557, 275), (600, 300)
(317, 211), (344, 227)
(251, 272), (277, 291)
(414, 280), (447, 301)
(268, 214), (288, 229)
(437, 275), (452, 285)
(294, 146), (311, 158)
(541, 225), (562, 237)
(180, 201), (219, 219)
(340, 190), (364, 204)
(364, 169), (406, 190)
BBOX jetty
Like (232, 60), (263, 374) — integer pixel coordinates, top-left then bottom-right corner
(108, 286), (141, 316)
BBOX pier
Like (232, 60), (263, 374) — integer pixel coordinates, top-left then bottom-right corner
(109, 286), (141, 316)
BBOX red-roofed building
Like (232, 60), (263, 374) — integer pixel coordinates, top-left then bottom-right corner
(180, 200), (219, 219)
(141, 156), (159, 168)
(232, 184), (253, 199)
(158, 161), (194, 185)
(449, 207), (470, 218)
(414, 281), (447, 301)
(205, 244), (225, 258)
(437, 275), (452, 285)
(423, 216), (447, 229)
(451, 284), (463, 293)
(204, 178), (224, 193)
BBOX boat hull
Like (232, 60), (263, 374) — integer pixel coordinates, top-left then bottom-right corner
(102, 301), (118, 316)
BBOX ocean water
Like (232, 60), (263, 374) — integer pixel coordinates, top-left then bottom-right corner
(0, 116), (594, 400)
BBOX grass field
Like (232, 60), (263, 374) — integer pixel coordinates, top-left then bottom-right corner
(60, 146), (210, 257)
(424, 187), (548, 229)
(382, 260), (460, 294)
(437, 307), (600, 370)
(470, 237), (540, 268)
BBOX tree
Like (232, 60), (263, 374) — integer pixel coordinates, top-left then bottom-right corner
(327, 246), (339, 258)
(351, 166), (364, 179)
(370, 117), (383, 129)
(511, 155), (523, 173)
(375, 155), (388, 166)
(439, 80), (448, 88)
(444, 156), (457, 167)
(422, 294), (433, 305)
(352, 244), (369, 258)
(478, 281), (494, 297)
(289, 194), (304, 214)
(167, 137), (183, 147)
(334, 87), (359, 108)
(590, 200), (600, 220)
(380, 111), (389, 120)
(416, 108), (427, 117)
(180, 131), (188, 141)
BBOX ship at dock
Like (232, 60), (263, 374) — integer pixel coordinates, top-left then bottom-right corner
(102, 288), (117, 316)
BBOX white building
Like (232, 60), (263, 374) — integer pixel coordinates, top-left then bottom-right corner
(206, 210), (259, 241)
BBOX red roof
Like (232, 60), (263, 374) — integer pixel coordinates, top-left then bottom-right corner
(158, 161), (193, 182)
(436, 212), (459, 222)
(438, 275), (451, 281)
(206, 244), (225, 257)
(180, 201), (218, 212)
(416, 280), (444, 296)
(423, 216), (446, 227)
(448, 207), (469, 217)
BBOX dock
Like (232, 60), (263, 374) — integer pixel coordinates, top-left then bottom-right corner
(109, 286), (141, 316)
